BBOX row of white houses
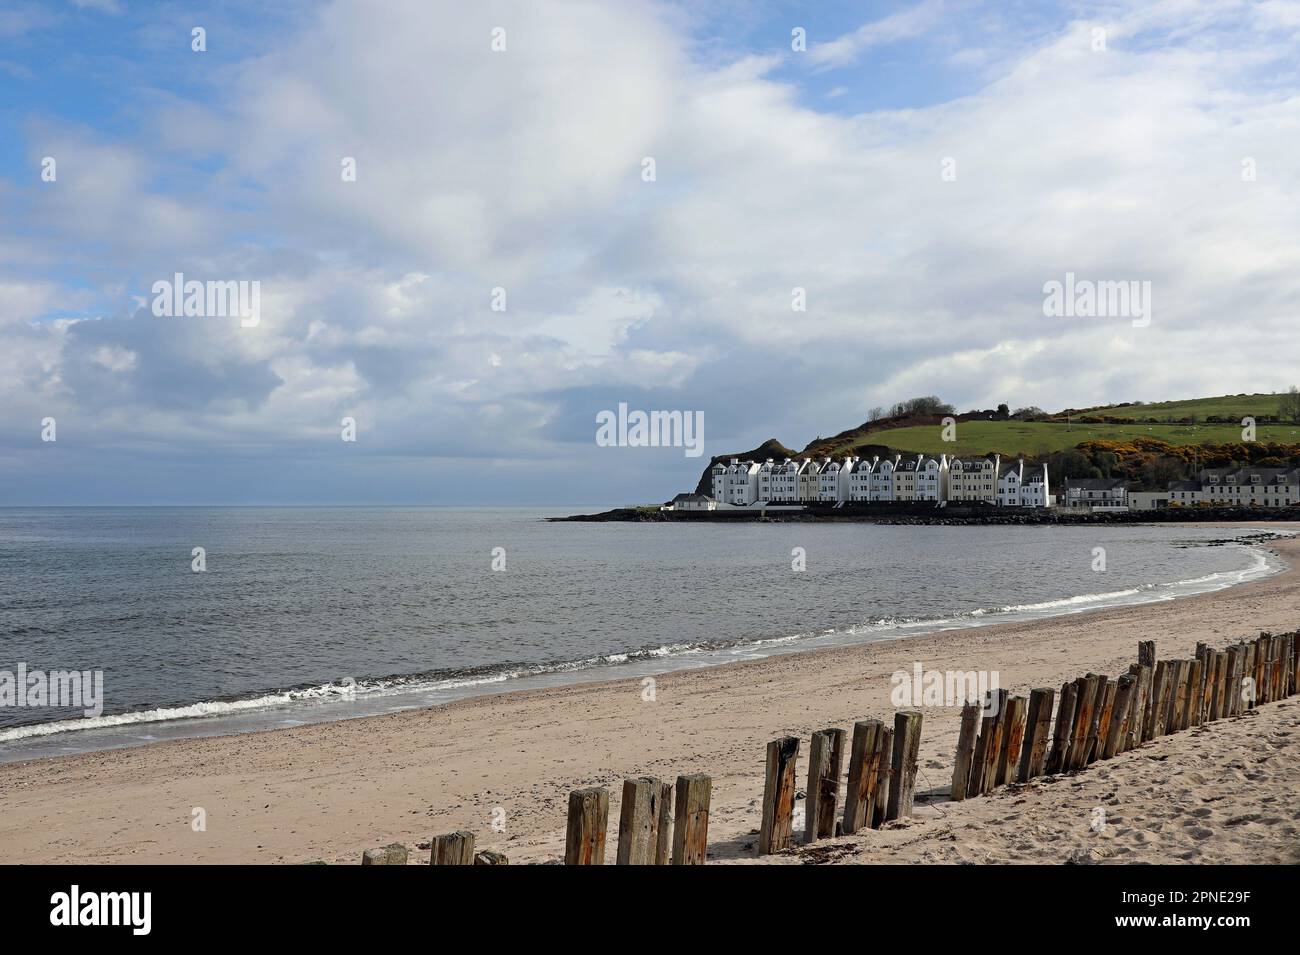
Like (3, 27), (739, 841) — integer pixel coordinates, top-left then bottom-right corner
(691, 454), (1053, 508)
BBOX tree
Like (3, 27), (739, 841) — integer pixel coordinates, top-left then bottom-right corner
(1278, 386), (1300, 424)
(996, 403), (1010, 419)
(867, 406), (885, 422)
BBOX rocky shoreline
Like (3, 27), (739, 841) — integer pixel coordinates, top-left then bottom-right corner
(551, 506), (1300, 525)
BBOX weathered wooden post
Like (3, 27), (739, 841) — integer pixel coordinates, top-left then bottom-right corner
(1187, 658), (1205, 727)
(1045, 681), (1077, 775)
(431, 830), (475, 866)
(362, 843), (409, 865)
(1170, 660), (1190, 732)
(1067, 675), (1099, 771)
(844, 719), (886, 829)
(564, 788), (608, 865)
(870, 727), (893, 828)
(1284, 634), (1294, 696)
(1102, 674), (1135, 759)
(886, 710), (923, 820)
(805, 727), (845, 843)
(1150, 662), (1171, 738)
(1018, 687), (1054, 781)
(1138, 640), (1156, 669)
(655, 780), (673, 865)
(976, 689), (1009, 794)
(616, 776), (663, 865)
(1214, 649), (1231, 719)
(1242, 642), (1258, 711)
(1125, 664), (1149, 751)
(1083, 676), (1110, 764)
(950, 705), (980, 800)
(671, 773), (710, 865)
(474, 850), (509, 865)
(759, 737), (799, 855)
(995, 695), (1027, 786)
(1092, 680), (1117, 761)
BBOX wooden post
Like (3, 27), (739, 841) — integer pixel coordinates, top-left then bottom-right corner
(1102, 674), (1135, 759)
(1215, 649), (1231, 720)
(1125, 664), (1150, 751)
(759, 737), (799, 855)
(871, 727), (893, 828)
(1252, 637), (1268, 708)
(1187, 658), (1205, 727)
(1092, 680), (1117, 761)
(616, 776), (663, 865)
(1284, 634), (1294, 696)
(1138, 640), (1156, 669)
(887, 710), (923, 820)
(1242, 641), (1253, 712)
(671, 773), (710, 865)
(1083, 675), (1109, 764)
(362, 843), (409, 865)
(1066, 675), (1098, 771)
(1045, 681), (1077, 775)
(845, 719), (886, 827)
(1228, 645), (1245, 715)
(1018, 687), (1054, 781)
(805, 728), (844, 843)
(996, 696), (1027, 786)
(655, 780), (673, 865)
(1170, 660), (1190, 732)
(1205, 651), (1223, 720)
(431, 830), (475, 866)
(977, 689), (1009, 794)
(1150, 662), (1171, 738)
(968, 700), (993, 797)
(564, 788), (608, 865)
(950, 705), (980, 801)
(1142, 659), (1164, 742)
(474, 850), (509, 865)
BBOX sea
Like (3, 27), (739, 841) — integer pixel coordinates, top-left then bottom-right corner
(0, 507), (1286, 763)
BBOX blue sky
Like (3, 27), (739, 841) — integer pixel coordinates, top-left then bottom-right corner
(2, 0), (1299, 505)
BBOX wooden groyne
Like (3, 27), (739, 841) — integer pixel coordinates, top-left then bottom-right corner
(359, 629), (1297, 864)
(950, 631), (1298, 804)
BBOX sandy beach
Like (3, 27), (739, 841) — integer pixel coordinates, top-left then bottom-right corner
(2, 525), (1298, 865)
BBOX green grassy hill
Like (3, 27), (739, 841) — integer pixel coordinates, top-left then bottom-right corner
(1054, 393), (1285, 422)
(866, 420), (1300, 457)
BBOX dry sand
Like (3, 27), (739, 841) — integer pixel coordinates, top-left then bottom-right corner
(2, 525), (1298, 865)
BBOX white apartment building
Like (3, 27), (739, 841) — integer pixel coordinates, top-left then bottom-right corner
(818, 457), (857, 502)
(700, 451), (1066, 508)
(710, 458), (760, 505)
(894, 454), (949, 502)
(848, 456), (877, 501)
(1063, 478), (1128, 510)
(770, 458), (805, 503)
(798, 458), (823, 502)
(948, 456), (1000, 503)
(999, 459), (1052, 507)
(869, 455), (900, 501)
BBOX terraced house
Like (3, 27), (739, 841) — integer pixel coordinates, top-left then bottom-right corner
(947, 455), (1000, 503)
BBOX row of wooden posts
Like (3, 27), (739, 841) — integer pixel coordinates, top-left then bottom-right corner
(364, 629), (1298, 865)
(757, 709), (923, 855)
(951, 631), (1300, 802)
(363, 709), (926, 864)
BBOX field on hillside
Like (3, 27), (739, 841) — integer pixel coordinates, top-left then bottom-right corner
(1056, 393), (1287, 421)
(868, 420), (1300, 457)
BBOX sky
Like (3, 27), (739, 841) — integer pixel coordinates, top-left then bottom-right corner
(1, 0), (1298, 505)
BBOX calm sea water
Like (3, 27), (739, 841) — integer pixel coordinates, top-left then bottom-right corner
(0, 507), (1284, 761)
